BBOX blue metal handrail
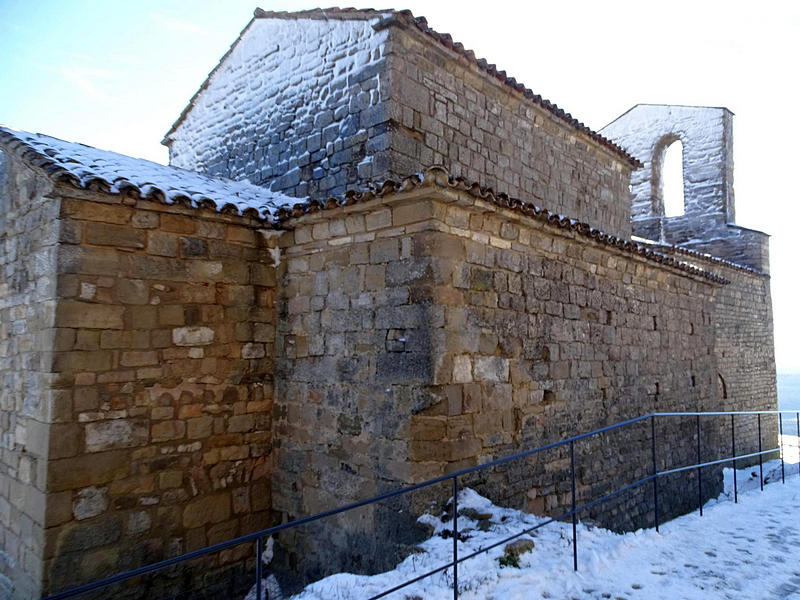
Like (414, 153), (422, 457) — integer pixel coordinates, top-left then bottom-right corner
(43, 409), (800, 600)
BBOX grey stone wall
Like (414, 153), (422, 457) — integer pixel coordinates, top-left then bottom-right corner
(0, 153), (59, 599)
(651, 244), (779, 463)
(165, 15), (634, 238)
(271, 187), (724, 587)
(384, 25), (634, 238)
(165, 14), (392, 200)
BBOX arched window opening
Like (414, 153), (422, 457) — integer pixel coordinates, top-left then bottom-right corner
(662, 140), (685, 217)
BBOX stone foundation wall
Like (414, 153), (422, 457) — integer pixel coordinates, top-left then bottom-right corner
(40, 190), (277, 596)
(0, 153), (59, 599)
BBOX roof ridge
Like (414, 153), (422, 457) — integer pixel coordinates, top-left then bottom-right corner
(253, 7), (396, 20)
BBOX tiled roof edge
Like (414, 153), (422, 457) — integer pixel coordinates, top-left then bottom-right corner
(0, 127), (273, 223)
(634, 238), (763, 276)
(253, 7), (394, 20)
(274, 166), (728, 285)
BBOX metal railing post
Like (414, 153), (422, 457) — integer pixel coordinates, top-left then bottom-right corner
(758, 414), (764, 491)
(731, 414), (737, 503)
(452, 476), (458, 600)
(256, 536), (263, 600)
(780, 413), (785, 484)
(696, 414), (703, 516)
(651, 416), (659, 531)
(570, 440), (577, 571)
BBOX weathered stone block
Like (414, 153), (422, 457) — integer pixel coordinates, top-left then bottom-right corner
(56, 301), (124, 329)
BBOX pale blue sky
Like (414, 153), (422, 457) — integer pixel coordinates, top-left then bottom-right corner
(1, 0), (798, 370)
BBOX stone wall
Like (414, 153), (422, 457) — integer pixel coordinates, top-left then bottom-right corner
(653, 245), (779, 463)
(600, 104), (734, 227)
(397, 188), (722, 529)
(39, 188), (277, 597)
(599, 104), (769, 272)
(0, 152), (59, 599)
(385, 24), (634, 238)
(272, 184), (723, 586)
(165, 13), (634, 239)
(272, 190), (449, 585)
(165, 13), (392, 200)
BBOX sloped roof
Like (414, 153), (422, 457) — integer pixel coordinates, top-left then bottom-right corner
(0, 126), (300, 221)
(162, 7), (640, 167)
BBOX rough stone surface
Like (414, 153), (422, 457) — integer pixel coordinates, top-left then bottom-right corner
(0, 179), (278, 597)
(0, 12), (778, 600)
(600, 104), (769, 272)
(166, 14), (633, 238)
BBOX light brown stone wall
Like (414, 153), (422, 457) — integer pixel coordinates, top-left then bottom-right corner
(402, 190), (721, 529)
(0, 153), (58, 599)
(273, 185), (722, 583)
(39, 189), (277, 596)
(384, 26), (634, 238)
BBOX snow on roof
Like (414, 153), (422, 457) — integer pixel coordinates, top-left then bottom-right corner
(162, 7), (639, 167)
(0, 126), (302, 222)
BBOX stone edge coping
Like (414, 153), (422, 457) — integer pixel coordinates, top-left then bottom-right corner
(164, 6), (642, 168)
(276, 166), (729, 285)
(0, 127), (730, 285)
(0, 126), (281, 223)
(632, 237), (764, 277)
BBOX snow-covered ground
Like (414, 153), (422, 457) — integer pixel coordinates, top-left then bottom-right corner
(254, 435), (800, 600)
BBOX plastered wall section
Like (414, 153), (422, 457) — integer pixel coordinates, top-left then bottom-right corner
(0, 153), (58, 599)
(40, 190), (277, 596)
(165, 16), (392, 200)
(382, 25), (634, 238)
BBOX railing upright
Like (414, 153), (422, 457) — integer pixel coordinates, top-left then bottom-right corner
(758, 414), (764, 491)
(255, 536), (263, 600)
(696, 415), (703, 516)
(780, 413), (785, 484)
(731, 414), (738, 503)
(570, 440), (577, 571)
(651, 416), (659, 531)
(452, 476), (459, 600)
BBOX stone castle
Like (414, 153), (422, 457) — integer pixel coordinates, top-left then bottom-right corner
(0, 7), (777, 598)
